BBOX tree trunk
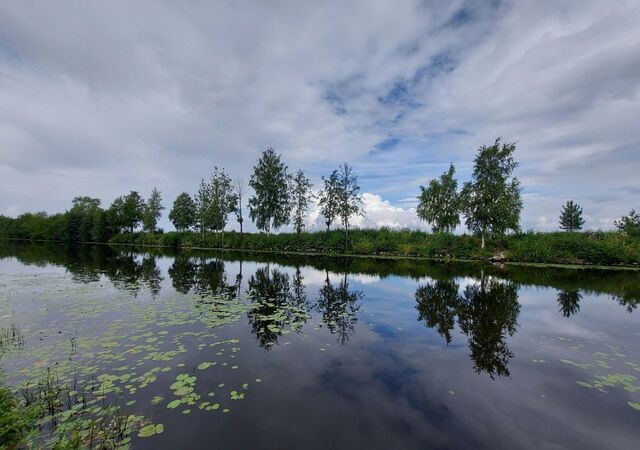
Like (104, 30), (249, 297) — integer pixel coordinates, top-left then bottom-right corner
(344, 222), (348, 252)
(221, 229), (224, 248)
(481, 233), (485, 249)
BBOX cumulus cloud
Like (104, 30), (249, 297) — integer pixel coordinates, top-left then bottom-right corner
(308, 192), (427, 232)
(0, 0), (638, 231)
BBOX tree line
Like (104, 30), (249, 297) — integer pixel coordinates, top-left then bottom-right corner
(415, 139), (640, 241)
(168, 148), (364, 249)
(1, 141), (639, 250)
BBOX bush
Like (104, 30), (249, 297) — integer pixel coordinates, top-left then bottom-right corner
(0, 386), (37, 449)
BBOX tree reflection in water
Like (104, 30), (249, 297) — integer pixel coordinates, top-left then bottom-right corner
(416, 275), (520, 378)
(557, 290), (582, 317)
(3, 242), (639, 377)
(316, 270), (363, 344)
(415, 279), (459, 345)
(246, 265), (311, 350)
(168, 256), (197, 295)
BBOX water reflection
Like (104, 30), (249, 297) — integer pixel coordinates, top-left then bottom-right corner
(316, 270), (363, 344)
(416, 276), (520, 378)
(95, 251), (164, 298)
(614, 292), (640, 313)
(168, 256), (197, 295)
(415, 279), (459, 345)
(1, 242), (638, 379)
(246, 265), (311, 349)
(458, 278), (520, 378)
(557, 290), (582, 317)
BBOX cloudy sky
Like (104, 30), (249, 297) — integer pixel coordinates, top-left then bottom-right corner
(1, 0), (639, 232)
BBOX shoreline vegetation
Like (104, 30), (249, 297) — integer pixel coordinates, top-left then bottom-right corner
(2, 227), (639, 269)
(2, 141), (639, 270)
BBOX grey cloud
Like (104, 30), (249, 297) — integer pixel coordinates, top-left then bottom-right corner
(0, 0), (638, 232)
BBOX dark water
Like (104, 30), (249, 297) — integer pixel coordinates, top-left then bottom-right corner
(1, 243), (639, 449)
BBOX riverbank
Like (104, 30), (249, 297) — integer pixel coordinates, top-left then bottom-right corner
(3, 228), (639, 268)
(105, 229), (640, 268)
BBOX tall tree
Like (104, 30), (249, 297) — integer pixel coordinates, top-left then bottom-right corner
(336, 163), (363, 250)
(169, 192), (197, 231)
(123, 191), (145, 233)
(143, 187), (164, 232)
(318, 169), (340, 231)
(194, 179), (213, 238)
(91, 209), (112, 242)
(559, 200), (585, 232)
(234, 178), (246, 238)
(109, 191), (145, 233)
(460, 139), (522, 249)
(107, 196), (126, 234)
(614, 209), (640, 237)
(209, 167), (237, 246)
(417, 163), (460, 233)
(69, 196), (101, 242)
(291, 169), (313, 234)
(248, 148), (291, 232)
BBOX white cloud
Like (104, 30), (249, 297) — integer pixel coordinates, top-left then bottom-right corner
(351, 193), (425, 230)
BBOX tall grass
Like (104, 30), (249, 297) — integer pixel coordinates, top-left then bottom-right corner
(107, 228), (640, 267)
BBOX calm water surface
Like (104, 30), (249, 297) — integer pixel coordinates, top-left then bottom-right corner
(1, 243), (639, 449)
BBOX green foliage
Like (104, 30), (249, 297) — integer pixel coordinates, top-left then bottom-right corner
(321, 163), (364, 250)
(248, 148), (291, 232)
(615, 209), (640, 237)
(109, 191), (145, 233)
(318, 169), (340, 231)
(169, 192), (197, 231)
(195, 178), (212, 237)
(508, 231), (639, 265)
(3, 213), (640, 267)
(417, 163), (460, 232)
(194, 168), (237, 240)
(104, 228), (640, 267)
(0, 200), (116, 244)
(143, 187), (164, 232)
(335, 163), (363, 234)
(91, 209), (111, 243)
(559, 200), (585, 231)
(0, 385), (38, 449)
(209, 167), (238, 233)
(291, 169), (313, 234)
(69, 196), (101, 243)
(460, 139), (522, 247)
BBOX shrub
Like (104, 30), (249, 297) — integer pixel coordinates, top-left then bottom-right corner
(0, 386), (37, 449)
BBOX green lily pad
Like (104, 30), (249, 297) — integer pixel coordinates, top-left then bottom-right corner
(167, 400), (181, 409)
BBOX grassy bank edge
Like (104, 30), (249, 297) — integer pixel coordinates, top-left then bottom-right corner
(3, 237), (639, 271)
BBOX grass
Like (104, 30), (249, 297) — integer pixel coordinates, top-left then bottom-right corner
(106, 228), (640, 268)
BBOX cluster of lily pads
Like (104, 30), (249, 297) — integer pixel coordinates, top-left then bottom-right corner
(551, 337), (640, 412)
(0, 269), (276, 446)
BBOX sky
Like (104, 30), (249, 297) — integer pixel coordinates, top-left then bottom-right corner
(1, 0), (639, 232)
